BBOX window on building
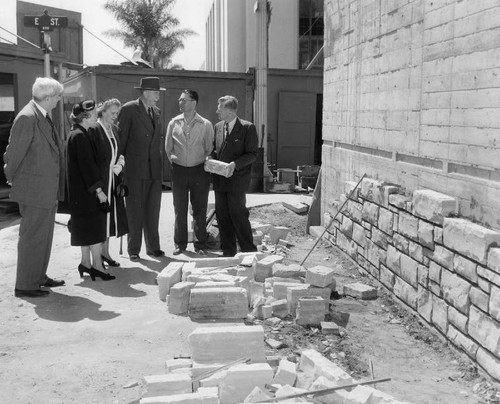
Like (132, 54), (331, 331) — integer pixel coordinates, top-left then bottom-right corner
(0, 73), (15, 186)
(299, 0), (324, 70)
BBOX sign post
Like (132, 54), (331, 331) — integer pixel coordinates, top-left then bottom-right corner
(23, 10), (68, 77)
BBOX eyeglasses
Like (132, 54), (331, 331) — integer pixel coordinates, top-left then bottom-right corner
(81, 100), (96, 111)
(178, 98), (194, 103)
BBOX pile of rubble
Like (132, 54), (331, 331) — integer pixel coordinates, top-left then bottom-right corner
(157, 250), (377, 328)
(138, 324), (411, 403)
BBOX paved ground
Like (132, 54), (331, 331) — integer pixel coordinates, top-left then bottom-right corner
(0, 191), (308, 404)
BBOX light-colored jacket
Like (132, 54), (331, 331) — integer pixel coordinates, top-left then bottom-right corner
(3, 100), (65, 208)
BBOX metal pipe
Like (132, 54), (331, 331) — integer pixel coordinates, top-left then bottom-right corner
(254, 377), (391, 402)
(300, 173), (366, 266)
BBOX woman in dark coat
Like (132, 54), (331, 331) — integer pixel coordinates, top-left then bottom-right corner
(66, 100), (115, 281)
(92, 98), (128, 267)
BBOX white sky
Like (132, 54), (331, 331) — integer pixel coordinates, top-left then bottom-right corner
(0, 0), (213, 70)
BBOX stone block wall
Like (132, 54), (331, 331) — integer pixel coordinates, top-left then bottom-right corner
(323, 0), (500, 230)
(327, 177), (500, 382)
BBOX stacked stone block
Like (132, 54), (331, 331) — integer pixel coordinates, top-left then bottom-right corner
(321, 177), (500, 381)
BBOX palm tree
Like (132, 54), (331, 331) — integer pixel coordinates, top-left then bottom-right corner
(103, 0), (195, 69)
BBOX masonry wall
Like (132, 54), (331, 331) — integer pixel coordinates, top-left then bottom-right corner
(322, 0), (500, 230)
(325, 177), (500, 382)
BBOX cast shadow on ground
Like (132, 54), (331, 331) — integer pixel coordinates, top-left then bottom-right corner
(134, 255), (180, 273)
(27, 290), (121, 322)
(74, 266), (151, 297)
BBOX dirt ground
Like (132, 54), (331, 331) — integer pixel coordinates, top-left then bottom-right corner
(250, 204), (500, 404)
(0, 199), (499, 403)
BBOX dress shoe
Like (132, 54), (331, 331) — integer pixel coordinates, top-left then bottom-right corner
(14, 289), (50, 298)
(147, 249), (165, 257)
(195, 248), (207, 256)
(89, 267), (116, 281)
(222, 252), (235, 257)
(78, 264), (92, 278)
(172, 247), (185, 256)
(129, 254), (140, 261)
(101, 255), (120, 267)
(41, 277), (65, 287)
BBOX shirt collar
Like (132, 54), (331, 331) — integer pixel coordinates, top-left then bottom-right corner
(183, 112), (203, 124)
(33, 101), (48, 117)
(139, 98), (150, 112)
(226, 117), (237, 132)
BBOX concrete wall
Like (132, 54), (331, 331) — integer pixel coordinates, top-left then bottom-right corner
(322, 0), (500, 230)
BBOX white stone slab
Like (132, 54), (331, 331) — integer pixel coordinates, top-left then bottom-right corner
(412, 189), (457, 224)
(219, 363), (274, 404)
(157, 262), (184, 301)
(189, 287), (248, 320)
(443, 218), (500, 265)
(305, 265), (336, 288)
(188, 325), (266, 364)
(142, 374), (192, 398)
(272, 359), (297, 386)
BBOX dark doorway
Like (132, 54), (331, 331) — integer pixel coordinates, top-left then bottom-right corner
(0, 73), (16, 189)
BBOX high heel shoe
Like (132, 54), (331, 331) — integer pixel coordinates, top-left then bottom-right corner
(78, 264), (92, 278)
(89, 267), (116, 281)
(101, 255), (120, 267)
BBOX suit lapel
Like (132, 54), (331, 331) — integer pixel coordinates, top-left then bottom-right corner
(220, 118), (242, 155)
(31, 101), (58, 152)
(136, 99), (154, 132)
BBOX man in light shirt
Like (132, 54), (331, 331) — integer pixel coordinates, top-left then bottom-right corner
(166, 89), (214, 255)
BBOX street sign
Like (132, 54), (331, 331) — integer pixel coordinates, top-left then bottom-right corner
(24, 10), (68, 32)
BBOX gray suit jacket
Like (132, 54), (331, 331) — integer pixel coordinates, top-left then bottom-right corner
(3, 100), (65, 208)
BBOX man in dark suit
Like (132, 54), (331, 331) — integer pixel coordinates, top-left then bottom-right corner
(3, 77), (66, 297)
(118, 77), (165, 260)
(211, 95), (258, 257)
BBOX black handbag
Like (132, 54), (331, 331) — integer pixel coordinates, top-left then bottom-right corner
(115, 173), (129, 198)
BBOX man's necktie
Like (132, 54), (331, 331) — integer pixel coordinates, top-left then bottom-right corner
(224, 122), (229, 142)
(148, 107), (155, 129)
(46, 114), (57, 142)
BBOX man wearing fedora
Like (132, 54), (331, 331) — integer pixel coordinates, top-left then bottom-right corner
(118, 76), (165, 260)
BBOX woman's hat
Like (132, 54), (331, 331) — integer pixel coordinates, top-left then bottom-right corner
(134, 76), (166, 91)
(72, 99), (96, 116)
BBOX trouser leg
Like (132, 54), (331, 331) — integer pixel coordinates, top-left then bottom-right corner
(227, 191), (256, 252)
(171, 164), (189, 250)
(215, 191), (237, 256)
(144, 178), (162, 252)
(16, 203), (56, 290)
(189, 165), (210, 250)
(125, 178), (144, 255)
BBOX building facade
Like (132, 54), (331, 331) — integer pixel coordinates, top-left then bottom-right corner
(205, 0), (323, 72)
(322, 0), (500, 382)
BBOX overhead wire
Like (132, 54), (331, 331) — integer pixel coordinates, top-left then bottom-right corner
(0, 35), (16, 45)
(0, 25), (40, 48)
(79, 24), (136, 65)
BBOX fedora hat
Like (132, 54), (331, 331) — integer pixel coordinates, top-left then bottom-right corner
(134, 76), (166, 91)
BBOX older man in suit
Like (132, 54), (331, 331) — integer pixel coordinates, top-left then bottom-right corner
(3, 77), (66, 297)
(211, 95), (258, 257)
(118, 77), (165, 260)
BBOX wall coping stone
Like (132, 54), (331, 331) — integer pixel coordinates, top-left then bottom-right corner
(412, 189), (458, 225)
(443, 218), (500, 265)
